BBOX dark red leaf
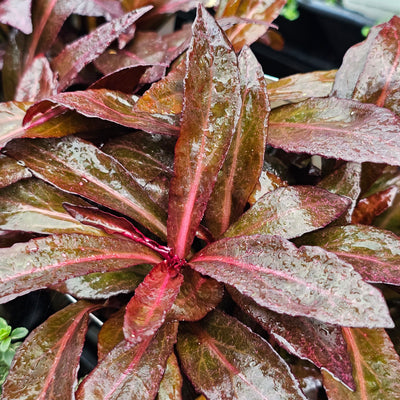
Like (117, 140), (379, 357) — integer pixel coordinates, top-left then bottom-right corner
(300, 224), (400, 285)
(352, 186), (398, 224)
(189, 234), (393, 328)
(204, 46), (269, 238)
(323, 328), (400, 399)
(168, 267), (224, 321)
(51, 6), (152, 90)
(157, 352), (183, 400)
(0, 154), (31, 188)
(2, 300), (102, 400)
(223, 186), (350, 239)
(0, 0), (32, 34)
(267, 70), (336, 109)
(229, 288), (355, 390)
(216, 0), (286, 51)
(0, 233), (162, 303)
(4, 136), (168, 239)
(176, 310), (306, 400)
(268, 97), (400, 166)
(0, 179), (104, 235)
(332, 16), (400, 115)
(167, 5), (241, 258)
(123, 261), (183, 344)
(76, 321), (178, 400)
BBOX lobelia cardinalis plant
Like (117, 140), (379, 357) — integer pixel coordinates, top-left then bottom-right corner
(0, 0), (399, 398)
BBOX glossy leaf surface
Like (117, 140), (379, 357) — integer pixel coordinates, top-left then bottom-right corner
(0, 101), (32, 148)
(2, 300), (101, 400)
(267, 70), (336, 108)
(332, 16), (400, 115)
(167, 5), (241, 258)
(157, 352), (183, 400)
(51, 6), (152, 90)
(190, 235), (393, 327)
(177, 310), (306, 400)
(0, 179), (104, 235)
(323, 328), (400, 399)
(76, 321), (178, 400)
(0, 0), (32, 34)
(169, 267), (224, 321)
(0, 233), (162, 303)
(217, 0), (286, 51)
(204, 46), (269, 237)
(223, 186), (350, 239)
(0, 155), (31, 188)
(123, 261), (183, 344)
(55, 267), (147, 299)
(302, 224), (400, 285)
(269, 97), (400, 166)
(5, 136), (168, 239)
(230, 288), (354, 389)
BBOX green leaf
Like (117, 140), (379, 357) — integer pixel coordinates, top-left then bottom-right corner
(267, 70), (336, 109)
(1, 300), (101, 400)
(4, 136), (168, 240)
(0, 233), (162, 303)
(190, 235), (393, 328)
(229, 288), (354, 389)
(76, 321), (178, 400)
(0, 154), (31, 188)
(167, 5), (241, 258)
(169, 267), (224, 322)
(300, 224), (400, 285)
(223, 186), (350, 239)
(322, 328), (400, 399)
(157, 352), (183, 400)
(0, 179), (104, 235)
(176, 310), (306, 399)
(269, 97), (400, 166)
(123, 262), (183, 344)
(9, 327), (28, 341)
(54, 267), (147, 300)
(0, 337), (11, 353)
(204, 46), (269, 238)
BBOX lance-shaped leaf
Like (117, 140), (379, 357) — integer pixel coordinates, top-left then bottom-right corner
(0, 101), (32, 148)
(301, 225), (400, 285)
(332, 16), (400, 115)
(158, 352), (183, 400)
(223, 186), (350, 239)
(352, 186), (398, 224)
(268, 97), (400, 166)
(168, 267), (224, 321)
(0, 233), (162, 303)
(0, 154), (31, 188)
(189, 234), (393, 328)
(216, 0), (286, 51)
(102, 131), (175, 208)
(123, 261), (183, 344)
(323, 328), (400, 399)
(267, 70), (336, 109)
(54, 266), (148, 300)
(167, 5), (241, 258)
(51, 6), (152, 90)
(318, 162), (362, 223)
(177, 310), (306, 400)
(0, 179), (104, 235)
(229, 288), (354, 389)
(76, 321), (178, 400)
(0, 0), (32, 34)
(4, 136), (168, 239)
(25, 90), (179, 135)
(204, 46), (269, 238)
(2, 300), (101, 400)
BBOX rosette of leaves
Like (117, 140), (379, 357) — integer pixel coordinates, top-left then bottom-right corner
(0, 0), (400, 399)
